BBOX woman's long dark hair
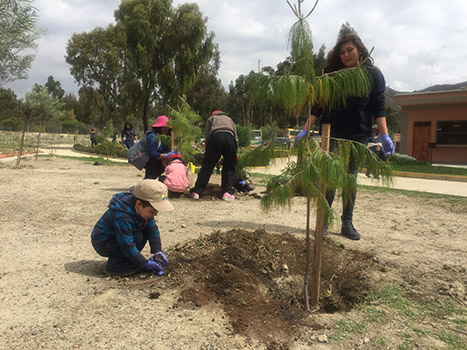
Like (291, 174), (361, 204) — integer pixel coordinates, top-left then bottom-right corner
(323, 34), (373, 73)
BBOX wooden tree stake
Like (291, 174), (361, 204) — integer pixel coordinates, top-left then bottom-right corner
(303, 197), (312, 311)
(310, 123), (330, 305)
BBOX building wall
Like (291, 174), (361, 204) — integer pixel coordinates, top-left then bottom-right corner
(399, 109), (408, 154)
(432, 146), (466, 164)
(396, 90), (467, 164)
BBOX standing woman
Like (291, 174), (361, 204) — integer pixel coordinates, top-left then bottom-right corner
(121, 122), (136, 149)
(190, 110), (238, 201)
(296, 33), (394, 240)
(144, 115), (174, 180)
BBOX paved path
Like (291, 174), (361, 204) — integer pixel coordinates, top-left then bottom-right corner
(0, 147), (128, 163)
(3, 148), (466, 197)
(356, 174), (467, 197)
(247, 156), (467, 198)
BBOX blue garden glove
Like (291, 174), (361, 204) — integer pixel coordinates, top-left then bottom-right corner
(165, 151), (175, 158)
(295, 129), (308, 140)
(147, 259), (164, 276)
(152, 251), (169, 267)
(381, 134), (395, 156)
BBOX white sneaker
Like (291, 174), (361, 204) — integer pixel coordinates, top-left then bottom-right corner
(222, 193), (235, 201)
(190, 192), (199, 200)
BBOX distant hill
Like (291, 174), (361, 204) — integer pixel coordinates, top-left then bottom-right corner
(384, 87), (400, 109)
(383, 81), (467, 133)
(415, 81), (467, 93)
(384, 81), (467, 109)
(386, 81), (467, 97)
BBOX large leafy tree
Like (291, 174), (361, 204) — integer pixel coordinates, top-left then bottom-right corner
(74, 86), (110, 127)
(27, 85), (65, 129)
(44, 75), (65, 99)
(185, 66), (227, 120)
(0, 0), (43, 86)
(226, 68), (290, 129)
(185, 46), (227, 120)
(226, 71), (274, 126)
(66, 24), (127, 133)
(0, 87), (23, 129)
(62, 93), (78, 116)
(114, 0), (216, 130)
(226, 75), (248, 124)
(338, 21), (358, 37)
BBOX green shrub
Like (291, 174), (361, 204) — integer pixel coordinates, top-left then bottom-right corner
(236, 125), (252, 148)
(261, 125), (279, 143)
(60, 120), (88, 134)
(73, 141), (127, 158)
(389, 154), (428, 166)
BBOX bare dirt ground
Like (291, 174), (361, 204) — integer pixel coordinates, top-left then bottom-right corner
(0, 156), (466, 350)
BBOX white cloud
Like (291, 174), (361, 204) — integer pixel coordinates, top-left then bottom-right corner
(5, 0), (467, 97)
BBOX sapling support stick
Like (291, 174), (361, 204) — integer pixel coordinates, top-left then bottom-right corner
(310, 123), (330, 306)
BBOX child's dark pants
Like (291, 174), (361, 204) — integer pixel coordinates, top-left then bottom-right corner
(92, 231), (148, 274)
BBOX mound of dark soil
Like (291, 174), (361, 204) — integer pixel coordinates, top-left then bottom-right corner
(196, 183), (223, 200)
(162, 229), (376, 347)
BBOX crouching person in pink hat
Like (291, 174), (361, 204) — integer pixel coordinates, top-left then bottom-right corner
(145, 115), (174, 179)
(91, 179), (174, 276)
(160, 152), (190, 197)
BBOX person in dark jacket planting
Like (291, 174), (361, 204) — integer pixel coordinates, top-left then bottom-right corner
(91, 179), (174, 276)
(127, 115), (174, 178)
(295, 33), (394, 240)
(145, 115), (174, 179)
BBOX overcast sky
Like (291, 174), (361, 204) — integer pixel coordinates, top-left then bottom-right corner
(5, 0), (467, 97)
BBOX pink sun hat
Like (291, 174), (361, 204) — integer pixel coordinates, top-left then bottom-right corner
(152, 115), (170, 128)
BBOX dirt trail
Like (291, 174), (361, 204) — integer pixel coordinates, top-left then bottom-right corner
(0, 156), (465, 349)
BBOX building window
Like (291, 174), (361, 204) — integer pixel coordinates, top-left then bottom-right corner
(436, 120), (467, 145)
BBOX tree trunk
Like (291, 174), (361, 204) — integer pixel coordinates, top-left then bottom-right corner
(248, 101), (254, 125)
(241, 100), (246, 125)
(16, 124), (27, 168)
(35, 131), (41, 160)
(142, 86), (151, 132)
(16, 106), (31, 168)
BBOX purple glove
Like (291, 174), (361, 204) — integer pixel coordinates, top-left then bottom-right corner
(295, 129), (308, 140)
(166, 151), (175, 158)
(152, 251), (169, 267)
(147, 259), (164, 276)
(381, 134), (395, 156)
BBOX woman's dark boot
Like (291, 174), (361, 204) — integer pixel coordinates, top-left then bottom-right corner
(340, 190), (360, 240)
(340, 216), (361, 240)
